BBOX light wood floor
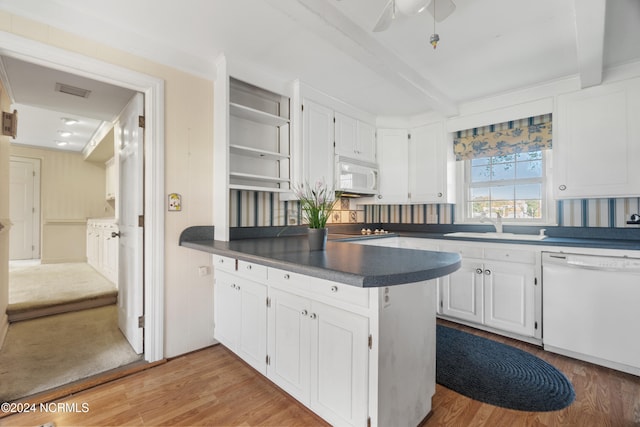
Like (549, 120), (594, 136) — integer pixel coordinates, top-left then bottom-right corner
(2, 321), (639, 427)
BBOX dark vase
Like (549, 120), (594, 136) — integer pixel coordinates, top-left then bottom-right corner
(307, 227), (328, 251)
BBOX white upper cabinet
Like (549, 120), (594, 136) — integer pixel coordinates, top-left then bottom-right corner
(377, 123), (454, 204)
(335, 112), (376, 163)
(376, 128), (410, 203)
(555, 77), (640, 199)
(409, 122), (455, 203)
(302, 99), (335, 187)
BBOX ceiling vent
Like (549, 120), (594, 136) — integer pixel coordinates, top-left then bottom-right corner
(55, 82), (91, 98)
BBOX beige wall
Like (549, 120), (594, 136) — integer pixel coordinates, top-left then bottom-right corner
(0, 13), (215, 357)
(10, 145), (112, 263)
(0, 79), (12, 347)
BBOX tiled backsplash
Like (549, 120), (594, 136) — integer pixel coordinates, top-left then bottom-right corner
(231, 190), (640, 229)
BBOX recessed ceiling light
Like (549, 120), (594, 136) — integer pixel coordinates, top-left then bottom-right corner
(61, 118), (78, 125)
(55, 141), (69, 147)
(58, 130), (72, 137)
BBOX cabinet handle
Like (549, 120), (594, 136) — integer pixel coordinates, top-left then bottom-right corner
(330, 285), (338, 293)
(284, 274), (290, 279)
(301, 309), (308, 316)
(559, 185), (567, 191)
(218, 259), (224, 264)
(246, 265), (252, 270)
(310, 313), (317, 319)
(475, 268), (483, 274)
(437, 192), (443, 197)
(111, 231), (120, 238)
(377, 195), (383, 199)
(236, 285), (241, 291)
(231, 284), (236, 289)
(484, 269), (491, 276)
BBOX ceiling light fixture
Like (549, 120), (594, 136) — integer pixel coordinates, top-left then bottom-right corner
(55, 140), (69, 147)
(61, 118), (78, 125)
(429, 0), (440, 49)
(58, 130), (72, 137)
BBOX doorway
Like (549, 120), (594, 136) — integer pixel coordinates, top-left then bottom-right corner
(0, 32), (164, 401)
(8, 157), (40, 261)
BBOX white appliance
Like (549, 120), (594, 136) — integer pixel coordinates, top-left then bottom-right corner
(335, 156), (378, 195)
(542, 252), (640, 375)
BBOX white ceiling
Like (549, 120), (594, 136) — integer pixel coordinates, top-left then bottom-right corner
(0, 0), (639, 128)
(0, 56), (136, 153)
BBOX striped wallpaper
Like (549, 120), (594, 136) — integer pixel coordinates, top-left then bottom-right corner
(231, 190), (640, 229)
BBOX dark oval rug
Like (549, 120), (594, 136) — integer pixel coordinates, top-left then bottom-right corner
(436, 325), (575, 412)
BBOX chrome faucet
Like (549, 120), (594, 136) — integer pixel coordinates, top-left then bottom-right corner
(480, 211), (503, 233)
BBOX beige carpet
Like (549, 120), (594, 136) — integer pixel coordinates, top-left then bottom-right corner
(8, 262), (117, 321)
(0, 305), (142, 402)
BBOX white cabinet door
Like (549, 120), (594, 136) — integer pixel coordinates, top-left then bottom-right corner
(103, 224), (119, 284)
(303, 99), (335, 186)
(267, 288), (311, 404)
(310, 301), (369, 427)
(409, 123), (450, 203)
(105, 157), (116, 200)
(441, 259), (484, 324)
(555, 77), (640, 198)
(377, 129), (409, 203)
(238, 278), (268, 375)
(483, 261), (536, 336)
(335, 112), (358, 158)
(214, 270), (241, 350)
(357, 121), (376, 163)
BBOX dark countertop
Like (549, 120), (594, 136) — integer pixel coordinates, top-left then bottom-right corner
(180, 234), (462, 288)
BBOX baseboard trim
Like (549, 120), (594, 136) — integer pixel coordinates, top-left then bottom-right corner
(0, 313), (8, 350)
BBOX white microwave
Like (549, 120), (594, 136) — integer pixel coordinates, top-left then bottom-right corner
(335, 156), (379, 195)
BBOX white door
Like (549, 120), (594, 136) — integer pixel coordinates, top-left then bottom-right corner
(441, 259), (484, 324)
(334, 112), (358, 158)
(310, 301), (369, 427)
(303, 99), (334, 186)
(376, 129), (409, 203)
(483, 261), (536, 337)
(267, 288), (311, 403)
(9, 158), (39, 260)
(117, 93), (144, 354)
(238, 278), (268, 375)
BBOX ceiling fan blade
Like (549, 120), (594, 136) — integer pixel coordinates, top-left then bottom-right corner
(426, 0), (456, 22)
(373, 0), (395, 32)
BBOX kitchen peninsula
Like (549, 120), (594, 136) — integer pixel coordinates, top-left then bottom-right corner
(180, 227), (461, 427)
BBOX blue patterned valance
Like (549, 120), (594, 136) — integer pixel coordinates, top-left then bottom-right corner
(453, 114), (552, 161)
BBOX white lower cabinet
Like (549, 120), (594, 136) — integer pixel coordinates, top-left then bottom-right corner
(268, 288), (369, 426)
(440, 258), (484, 324)
(213, 254), (437, 427)
(438, 242), (539, 339)
(86, 218), (118, 285)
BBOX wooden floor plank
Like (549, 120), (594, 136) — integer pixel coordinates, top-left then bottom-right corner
(2, 321), (640, 426)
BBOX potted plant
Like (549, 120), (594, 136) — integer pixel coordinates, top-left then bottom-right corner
(295, 181), (341, 250)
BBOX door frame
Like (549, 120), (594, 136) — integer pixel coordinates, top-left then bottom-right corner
(0, 31), (165, 362)
(9, 156), (40, 260)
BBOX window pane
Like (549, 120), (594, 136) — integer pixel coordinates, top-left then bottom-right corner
(492, 162), (515, 181)
(490, 185), (514, 200)
(516, 151), (542, 161)
(493, 154), (515, 164)
(470, 187), (489, 200)
(471, 157), (490, 166)
(516, 160), (542, 179)
(516, 200), (542, 219)
(470, 201), (489, 217)
(471, 165), (492, 182)
(515, 183), (541, 199)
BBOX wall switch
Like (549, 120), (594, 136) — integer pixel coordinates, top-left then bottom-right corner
(383, 287), (391, 308)
(198, 266), (211, 277)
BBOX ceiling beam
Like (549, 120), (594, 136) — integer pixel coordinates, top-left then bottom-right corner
(573, 0), (606, 88)
(266, 0), (458, 116)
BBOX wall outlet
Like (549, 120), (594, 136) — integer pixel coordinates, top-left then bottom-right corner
(198, 266), (211, 277)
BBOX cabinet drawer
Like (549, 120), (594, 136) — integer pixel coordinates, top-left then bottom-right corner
(484, 248), (536, 264)
(268, 267), (370, 309)
(439, 243), (483, 259)
(237, 259), (268, 281)
(213, 255), (236, 273)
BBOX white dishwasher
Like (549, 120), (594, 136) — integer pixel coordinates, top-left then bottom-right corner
(542, 251), (640, 376)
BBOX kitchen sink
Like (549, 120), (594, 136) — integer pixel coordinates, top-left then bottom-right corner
(444, 232), (547, 241)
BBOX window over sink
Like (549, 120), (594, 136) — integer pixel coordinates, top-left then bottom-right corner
(453, 114), (555, 225)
